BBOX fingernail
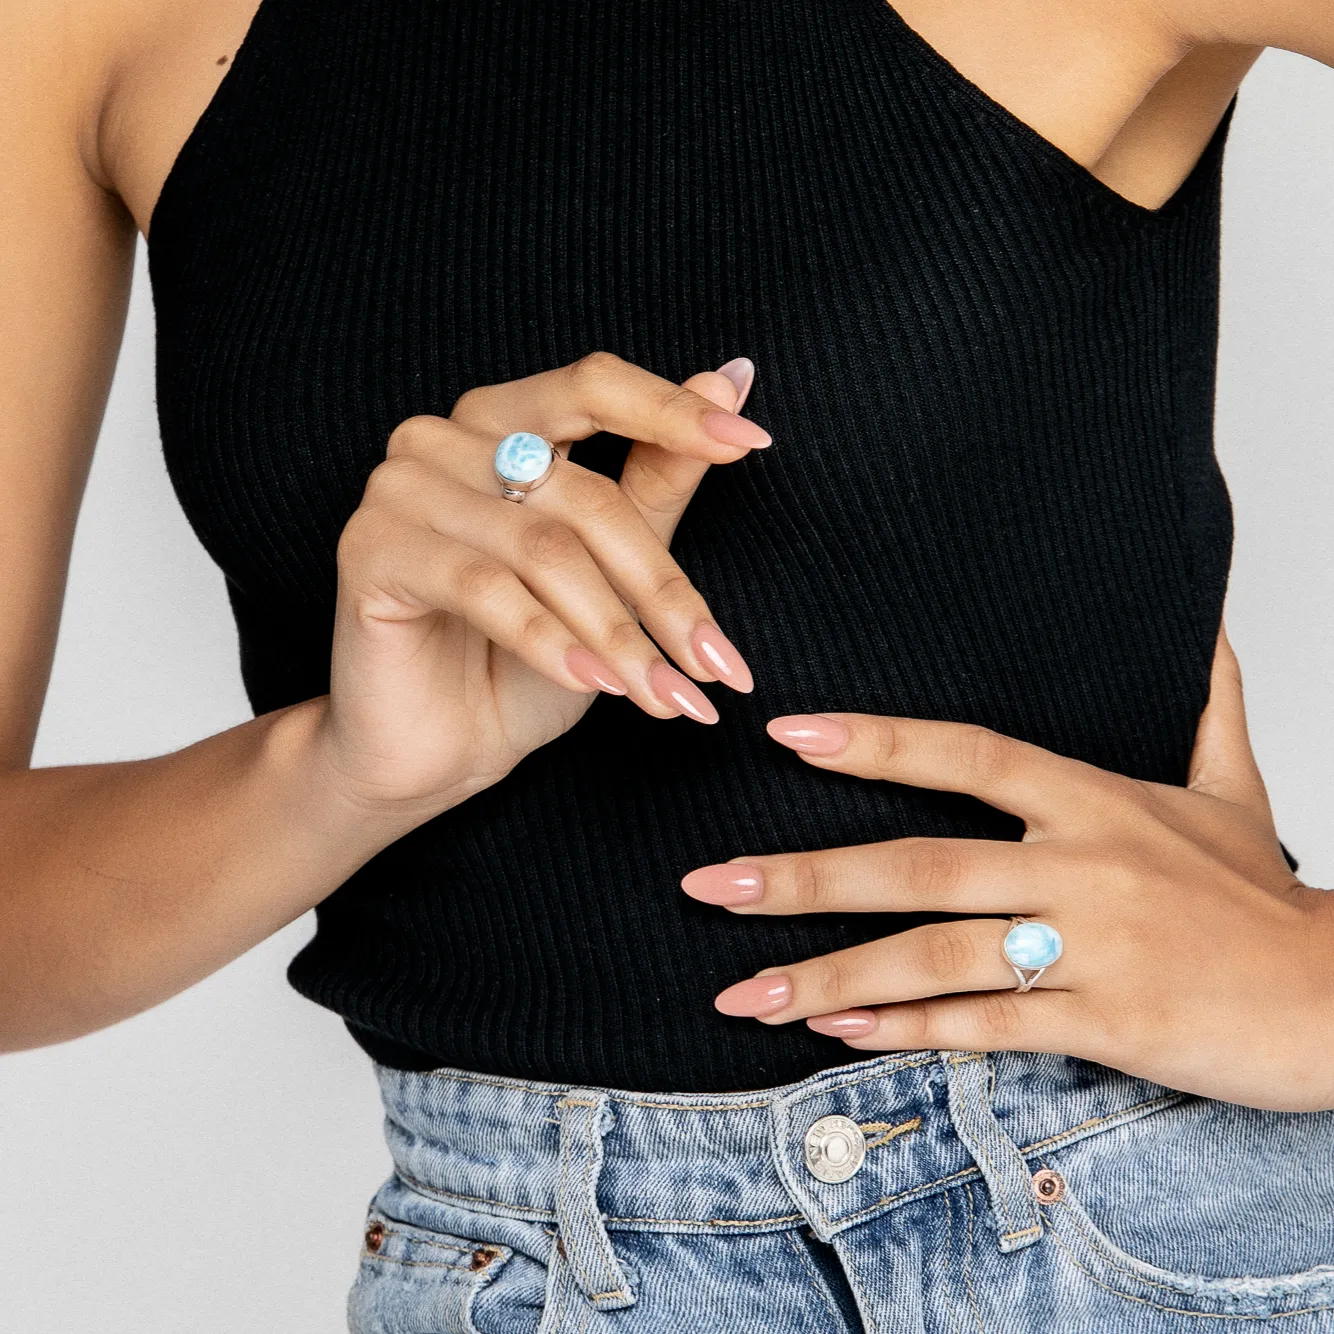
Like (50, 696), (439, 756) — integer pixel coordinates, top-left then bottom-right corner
(691, 623), (754, 692)
(564, 646), (628, 695)
(649, 662), (720, 724)
(681, 863), (764, 905)
(715, 358), (755, 410)
(715, 975), (791, 1017)
(807, 1012), (876, 1039)
(766, 714), (848, 755)
(703, 410), (771, 449)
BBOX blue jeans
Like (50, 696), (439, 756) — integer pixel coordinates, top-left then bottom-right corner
(348, 1051), (1334, 1332)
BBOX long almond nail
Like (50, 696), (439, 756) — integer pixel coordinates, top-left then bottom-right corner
(565, 646), (628, 695)
(681, 863), (764, 905)
(648, 663), (719, 724)
(715, 358), (755, 410)
(715, 975), (791, 1017)
(703, 411), (771, 449)
(691, 624), (754, 692)
(766, 714), (848, 755)
(807, 1012), (876, 1038)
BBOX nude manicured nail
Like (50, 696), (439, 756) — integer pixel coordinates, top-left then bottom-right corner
(703, 410), (771, 449)
(807, 1012), (877, 1039)
(648, 663), (720, 724)
(565, 646), (628, 695)
(766, 714), (848, 755)
(681, 863), (764, 905)
(715, 358), (755, 410)
(691, 624), (754, 692)
(715, 975), (792, 1017)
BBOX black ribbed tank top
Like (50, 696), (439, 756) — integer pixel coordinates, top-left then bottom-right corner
(148, 0), (1233, 1092)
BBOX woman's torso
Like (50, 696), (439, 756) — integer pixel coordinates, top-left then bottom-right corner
(107, 0), (1242, 1091)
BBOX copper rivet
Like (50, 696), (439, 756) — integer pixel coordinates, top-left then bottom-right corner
(470, 1247), (498, 1272)
(365, 1221), (386, 1253)
(1031, 1169), (1065, 1203)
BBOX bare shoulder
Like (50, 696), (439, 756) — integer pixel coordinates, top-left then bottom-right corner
(1, 0), (262, 234)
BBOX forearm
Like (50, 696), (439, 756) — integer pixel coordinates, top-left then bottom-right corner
(0, 697), (423, 1051)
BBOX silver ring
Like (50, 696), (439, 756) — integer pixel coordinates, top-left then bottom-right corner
(494, 432), (558, 503)
(1002, 916), (1063, 993)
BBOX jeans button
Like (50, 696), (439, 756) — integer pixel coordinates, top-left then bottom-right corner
(804, 1114), (866, 1183)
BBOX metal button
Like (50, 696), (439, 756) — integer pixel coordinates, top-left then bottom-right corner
(364, 1220), (386, 1253)
(803, 1114), (866, 1183)
(1031, 1169), (1066, 1203)
(470, 1246), (501, 1272)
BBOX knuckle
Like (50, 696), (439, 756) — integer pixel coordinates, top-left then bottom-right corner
(363, 455), (423, 504)
(387, 415), (444, 457)
(958, 725), (1016, 786)
(337, 505), (392, 568)
(649, 569), (700, 612)
(897, 839), (963, 906)
(869, 721), (901, 774)
(790, 856), (837, 913)
(516, 607), (562, 649)
(974, 992), (1023, 1041)
(567, 350), (625, 392)
(452, 555), (511, 603)
(448, 383), (491, 421)
(918, 926), (977, 985)
(566, 467), (626, 521)
(517, 518), (585, 571)
(807, 953), (856, 1007)
(601, 618), (645, 656)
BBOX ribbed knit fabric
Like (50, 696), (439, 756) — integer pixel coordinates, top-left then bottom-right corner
(148, 0), (1233, 1092)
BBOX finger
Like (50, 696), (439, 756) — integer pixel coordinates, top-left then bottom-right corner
(1188, 624), (1269, 811)
(379, 449), (739, 707)
(525, 454), (752, 691)
(681, 838), (1059, 915)
(620, 362), (752, 546)
(340, 516), (624, 700)
(448, 351), (771, 466)
(807, 991), (1083, 1057)
(765, 713), (1122, 832)
(713, 917), (1067, 1025)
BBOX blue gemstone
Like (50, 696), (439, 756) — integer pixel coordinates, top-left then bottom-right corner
(1003, 921), (1063, 970)
(494, 432), (553, 484)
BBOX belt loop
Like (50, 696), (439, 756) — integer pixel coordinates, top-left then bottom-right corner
(553, 1091), (636, 1311)
(943, 1052), (1043, 1254)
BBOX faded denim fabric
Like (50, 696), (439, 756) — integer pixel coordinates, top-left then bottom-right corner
(347, 1051), (1334, 1332)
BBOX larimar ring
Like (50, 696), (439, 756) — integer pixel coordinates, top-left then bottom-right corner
(1003, 917), (1062, 993)
(494, 432), (558, 502)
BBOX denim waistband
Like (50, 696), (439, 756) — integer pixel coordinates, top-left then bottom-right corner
(374, 1050), (1183, 1250)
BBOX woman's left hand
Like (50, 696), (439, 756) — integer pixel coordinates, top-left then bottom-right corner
(683, 631), (1334, 1112)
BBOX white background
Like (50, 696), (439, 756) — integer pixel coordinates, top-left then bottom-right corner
(1, 49), (1333, 1333)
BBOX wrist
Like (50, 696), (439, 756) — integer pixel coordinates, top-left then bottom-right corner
(269, 697), (472, 850)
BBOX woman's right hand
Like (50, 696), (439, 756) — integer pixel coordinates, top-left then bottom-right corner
(315, 352), (768, 819)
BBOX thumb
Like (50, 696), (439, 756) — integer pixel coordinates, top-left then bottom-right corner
(1188, 623), (1270, 812)
(619, 359), (756, 545)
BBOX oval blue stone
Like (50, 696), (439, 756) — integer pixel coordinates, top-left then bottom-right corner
(494, 432), (554, 484)
(1003, 921), (1062, 970)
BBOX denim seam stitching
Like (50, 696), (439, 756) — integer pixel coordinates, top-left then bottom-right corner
(370, 1224), (479, 1260)
(833, 1235), (883, 1334)
(941, 1186), (967, 1334)
(1059, 1199), (1334, 1304)
(785, 1232), (847, 1331)
(1046, 1225), (1334, 1320)
(961, 1183), (986, 1334)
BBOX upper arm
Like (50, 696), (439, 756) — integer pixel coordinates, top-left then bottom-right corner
(1165, 0), (1334, 65)
(0, 1), (135, 768)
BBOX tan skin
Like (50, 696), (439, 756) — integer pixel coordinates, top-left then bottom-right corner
(1, 0), (1332, 1108)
